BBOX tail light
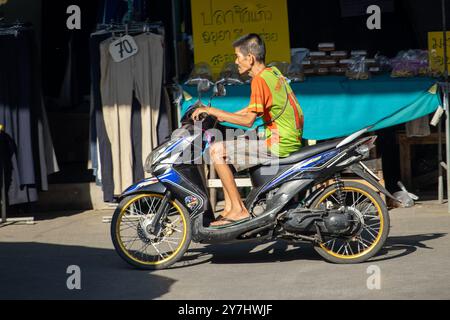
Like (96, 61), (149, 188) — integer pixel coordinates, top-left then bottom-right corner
(356, 136), (377, 159)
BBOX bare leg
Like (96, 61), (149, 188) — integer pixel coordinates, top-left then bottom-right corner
(222, 187), (232, 216)
(209, 143), (250, 226)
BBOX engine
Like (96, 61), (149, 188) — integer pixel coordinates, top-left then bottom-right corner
(281, 208), (354, 235)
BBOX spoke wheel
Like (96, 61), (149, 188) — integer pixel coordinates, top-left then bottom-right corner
(111, 194), (191, 270)
(311, 181), (390, 264)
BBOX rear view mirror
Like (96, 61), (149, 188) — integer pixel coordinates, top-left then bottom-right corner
(197, 79), (211, 93)
(214, 83), (227, 97)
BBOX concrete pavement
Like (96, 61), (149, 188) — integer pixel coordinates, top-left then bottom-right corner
(0, 201), (449, 300)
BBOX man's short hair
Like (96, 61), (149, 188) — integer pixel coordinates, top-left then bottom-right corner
(233, 33), (266, 63)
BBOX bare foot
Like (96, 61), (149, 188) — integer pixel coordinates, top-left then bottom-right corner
(214, 208), (231, 220)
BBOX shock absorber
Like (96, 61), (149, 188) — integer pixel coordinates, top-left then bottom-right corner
(334, 174), (346, 207)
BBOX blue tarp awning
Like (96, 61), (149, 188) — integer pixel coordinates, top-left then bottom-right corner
(181, 74), (441, 140)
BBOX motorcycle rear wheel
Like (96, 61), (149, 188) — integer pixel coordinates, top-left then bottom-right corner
(311, 181), (390, 264)
(111, 194), (191, 270)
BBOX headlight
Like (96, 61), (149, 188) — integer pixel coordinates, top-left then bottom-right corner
(144, 139), (181, 173)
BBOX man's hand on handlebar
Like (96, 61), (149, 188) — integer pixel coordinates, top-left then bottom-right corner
(191, 106), (214, 121)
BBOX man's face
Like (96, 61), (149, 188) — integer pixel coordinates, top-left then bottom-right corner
(235, 47), (253, 75)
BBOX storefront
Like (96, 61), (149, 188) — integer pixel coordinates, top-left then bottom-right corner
(177, 0), (446, 206)
(0, 0), (448, 218)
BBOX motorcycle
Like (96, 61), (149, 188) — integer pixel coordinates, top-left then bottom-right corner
(111, 78), (398, 269)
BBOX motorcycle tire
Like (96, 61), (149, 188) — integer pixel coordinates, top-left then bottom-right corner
(311, 181), (390, 264)
(111, 193), (192, 270)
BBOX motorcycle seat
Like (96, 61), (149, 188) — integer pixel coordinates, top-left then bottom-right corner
(262, 138), (345, 166)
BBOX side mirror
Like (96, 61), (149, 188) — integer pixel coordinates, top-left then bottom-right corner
(197, 79), (211, 93)
(214, 83), (227, 97)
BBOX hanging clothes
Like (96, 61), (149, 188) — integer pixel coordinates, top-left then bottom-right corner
(99, 32), (164, 195)
(58, 33), (81, 109)
(406, 115), (431, 137)
(0, 129), (14, 205)
(89, 32), (115, 202)
(97, 0), (150, 24)
(0, 29), (37, 204)
(0, 27), (59, 205)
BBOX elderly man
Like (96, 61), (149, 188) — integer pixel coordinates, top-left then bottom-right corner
(192, 33), (304, 227)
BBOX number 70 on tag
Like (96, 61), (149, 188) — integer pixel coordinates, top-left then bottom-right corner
(109, 35), (139, 63)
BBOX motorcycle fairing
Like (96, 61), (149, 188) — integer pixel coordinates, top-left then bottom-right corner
(157, 166), (213, 219)
(121, 177), (167, 199)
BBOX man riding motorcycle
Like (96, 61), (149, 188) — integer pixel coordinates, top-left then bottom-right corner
(111, 37), (394, 269)
(192, 33), (304, 227)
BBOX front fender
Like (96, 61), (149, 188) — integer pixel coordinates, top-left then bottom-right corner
(119, 177), (167, 201)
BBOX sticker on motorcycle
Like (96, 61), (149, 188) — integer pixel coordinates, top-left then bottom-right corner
(185, 196), (200, 210)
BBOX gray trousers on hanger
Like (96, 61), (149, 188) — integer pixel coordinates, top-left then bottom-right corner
(100, 33), (164, 195)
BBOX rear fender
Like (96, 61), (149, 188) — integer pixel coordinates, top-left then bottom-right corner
(350, 163), (398, 202)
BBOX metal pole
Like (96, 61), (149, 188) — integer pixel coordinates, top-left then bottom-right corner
(439, 112), (444, 203)
(442, 0), (450, 212)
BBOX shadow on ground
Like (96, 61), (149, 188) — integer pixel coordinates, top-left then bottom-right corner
(0, 242), (175, 300)
(370, 233), (447, 262)
(0, 233), (446, 298)
(176, 233), (447, 268)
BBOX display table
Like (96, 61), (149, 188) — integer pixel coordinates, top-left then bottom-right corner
(181, 75), (441, 140)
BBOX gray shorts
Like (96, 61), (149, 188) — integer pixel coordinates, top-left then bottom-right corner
(212, 135), (277, 172)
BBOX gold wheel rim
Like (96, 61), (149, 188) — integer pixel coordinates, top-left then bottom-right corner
(116, 194), (187, 266)
(316, 187), (384, 260)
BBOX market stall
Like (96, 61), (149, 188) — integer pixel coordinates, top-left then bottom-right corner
(180, 74), (441, 140)
(172, 0), (449, 210)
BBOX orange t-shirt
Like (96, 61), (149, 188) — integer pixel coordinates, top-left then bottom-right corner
(247, 67), (304, 157)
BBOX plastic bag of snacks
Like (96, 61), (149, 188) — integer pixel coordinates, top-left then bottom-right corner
(287, 63), (305, 82)
(218, 62), (243, 85)
(390, 50), (429, 78)
(185, 62), (213, 85)
(374, 53), (392, 73)
(346, 56), (370, 80)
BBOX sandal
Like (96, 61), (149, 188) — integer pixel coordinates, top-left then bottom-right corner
(208, 216), (252, 228)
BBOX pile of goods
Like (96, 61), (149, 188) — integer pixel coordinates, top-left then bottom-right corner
(184, 45), (434, 85)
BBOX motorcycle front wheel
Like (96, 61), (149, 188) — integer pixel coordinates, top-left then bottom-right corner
(311, 181), (390, 264)
(111, 193), (191, 270)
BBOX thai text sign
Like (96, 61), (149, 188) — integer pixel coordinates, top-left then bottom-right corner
(191, 0), (291, 76)
(428, 31), (450, 73)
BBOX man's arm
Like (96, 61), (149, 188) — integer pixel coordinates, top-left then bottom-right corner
(191, 106), (258, 128)
(235, 107), (249, 115)
(210, 108), (258, 128)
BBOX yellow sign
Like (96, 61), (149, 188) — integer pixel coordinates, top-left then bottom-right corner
(191, 0), (291, 77)
(428, 31), (450, 73)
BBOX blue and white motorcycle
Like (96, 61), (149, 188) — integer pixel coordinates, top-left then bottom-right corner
(111, 80), (397, 269)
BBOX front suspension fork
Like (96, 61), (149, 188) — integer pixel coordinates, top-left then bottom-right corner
(149, 191), (172, 234)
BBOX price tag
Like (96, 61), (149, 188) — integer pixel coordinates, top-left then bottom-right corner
(109, 35), (139, 63)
